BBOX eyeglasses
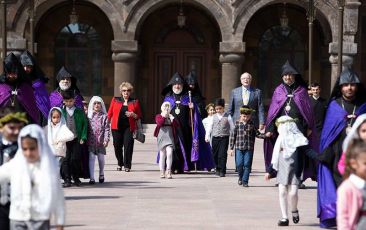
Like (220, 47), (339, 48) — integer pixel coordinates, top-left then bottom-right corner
(121, 89), (131, 92)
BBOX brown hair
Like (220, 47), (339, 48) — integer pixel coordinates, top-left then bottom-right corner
(343, 139), (366, 179)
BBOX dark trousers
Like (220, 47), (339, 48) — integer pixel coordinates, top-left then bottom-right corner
(0, 203), (10, 230)
(112, 128), (134, 169)
(63, 139), (82, 181)
(212, 136), (229, 174)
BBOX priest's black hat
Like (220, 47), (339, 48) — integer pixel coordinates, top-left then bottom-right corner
(161, 72), (187, 96)
(338, 68), (360, 85)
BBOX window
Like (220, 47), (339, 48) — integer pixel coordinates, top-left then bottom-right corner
(55, 23), (102, 96)
(258, 26), (305, 101)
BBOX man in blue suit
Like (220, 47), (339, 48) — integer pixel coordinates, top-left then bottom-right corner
(228, 72), (265, 130)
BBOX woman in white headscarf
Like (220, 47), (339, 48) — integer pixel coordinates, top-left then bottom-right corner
(0, 124), (65, 229)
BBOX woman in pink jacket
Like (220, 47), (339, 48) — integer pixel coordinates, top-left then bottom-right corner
(337, 140), (366, 230)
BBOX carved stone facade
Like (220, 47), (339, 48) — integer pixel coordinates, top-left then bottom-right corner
(1, 0), (364, 121)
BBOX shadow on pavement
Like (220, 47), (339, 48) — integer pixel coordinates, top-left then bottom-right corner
(66, 195), (120, 200)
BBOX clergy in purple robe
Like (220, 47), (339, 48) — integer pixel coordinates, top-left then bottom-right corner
(264, 61), (318, 179)
(316, 68), (366, 228)
(0, 53), (39, 124)
(49, 66), (83, 109)
(20, 50), (50, 123)
(162, 72), (214, 172)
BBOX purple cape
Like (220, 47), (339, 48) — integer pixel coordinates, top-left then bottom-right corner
(164, 95), (214, 170)
(0, 82), (40, 124)
(49, 89), (83, 109)
(32, 79), (50, 120)
(264, 84), (318, 175)
(317, 100), (366, 228)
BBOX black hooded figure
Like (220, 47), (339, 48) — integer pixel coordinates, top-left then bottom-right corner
(49, 66), (84, 108)
(20, 50), (51, 122)
(316, 68), (366, 228)
(0, 53), (39, 124)
(185, 71), (207, 118)
(161, 72), (215, 173)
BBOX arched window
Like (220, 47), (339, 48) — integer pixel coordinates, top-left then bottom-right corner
(258, 26), (305, 101)
(55, 23), (102, 96)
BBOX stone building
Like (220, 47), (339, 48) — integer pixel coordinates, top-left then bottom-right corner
(1, 0), (365, 122)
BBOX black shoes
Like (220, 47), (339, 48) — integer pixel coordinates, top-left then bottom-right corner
(238, 179), (243, 185)
(219, 172), (225, 177)
(125, 168), (130, 172)
(74, 178), (82, 187)
(278, 218), (289, 226)
(89, 179), (95, 185)
(63, 180), (71, 188)
(243, 183), (249, 187)
(292, 210), (300, 224)
(299, 183), (306, 189)
(99, 175), (105, 183)
(117, 167), (122, 171)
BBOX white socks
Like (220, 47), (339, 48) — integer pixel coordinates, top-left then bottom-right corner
(89, 152), (105, 180)
(159, 146), (173, 172)
(278, 184), (299, 219)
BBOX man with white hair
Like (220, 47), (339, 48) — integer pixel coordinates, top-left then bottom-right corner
(49, 66), (84, 109)
(161, 72), (214, 173)
(228, 72), (265, 129)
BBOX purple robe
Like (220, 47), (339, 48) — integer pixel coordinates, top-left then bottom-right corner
(32, 79), (50, 120)
(0, 82), (40, 124)
(264, 84), (318, 175)
(164, 95), (214, 170)
(49, 89), (83, 109)
(317, 100), (366, 228)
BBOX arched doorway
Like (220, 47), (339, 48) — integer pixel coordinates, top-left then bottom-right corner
(137, 3), (221, 122)
(354, 4), (366, 82)
(34, 1), (114, 102)
(243, 3), (331, 104)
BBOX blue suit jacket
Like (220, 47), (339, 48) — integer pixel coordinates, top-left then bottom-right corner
(228, 86), (265, 128)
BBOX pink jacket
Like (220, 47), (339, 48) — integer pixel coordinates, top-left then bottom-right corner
(337, 174), (364, 230)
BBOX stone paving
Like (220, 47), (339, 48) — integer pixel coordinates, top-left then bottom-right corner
(62, 126), (319, 229)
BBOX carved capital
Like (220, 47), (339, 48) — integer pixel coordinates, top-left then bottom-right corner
(112, 52), (137, 63)
(219, 53), (244, 64)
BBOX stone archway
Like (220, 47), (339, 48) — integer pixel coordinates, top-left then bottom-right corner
(136, 3), (222, 122)
(33, 1), (115, 102)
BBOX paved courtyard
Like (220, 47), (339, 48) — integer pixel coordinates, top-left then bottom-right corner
(63, 126), (319, 229)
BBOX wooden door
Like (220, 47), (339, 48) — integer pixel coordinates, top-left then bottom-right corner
(146, 48), (208, 122)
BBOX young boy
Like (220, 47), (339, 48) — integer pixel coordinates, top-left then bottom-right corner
(0, 106), (28, 230)
(205, 98), (234, 177)
(61, 90), (88, 187)
(229, 105), (264, 187)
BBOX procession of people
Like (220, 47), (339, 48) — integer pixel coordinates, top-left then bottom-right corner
(1, 50), (366, 229)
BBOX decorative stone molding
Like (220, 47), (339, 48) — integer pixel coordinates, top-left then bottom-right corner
(219, 53), (244, 64)
(219, 41), (245, 54)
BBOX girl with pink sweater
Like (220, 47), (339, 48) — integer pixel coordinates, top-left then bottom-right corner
(337, 140), (366, 230)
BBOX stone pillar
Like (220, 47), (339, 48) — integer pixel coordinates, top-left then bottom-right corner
(219, 42), (245, 104)
(328, 0), (361, 91)
(111, 40), (138, 96)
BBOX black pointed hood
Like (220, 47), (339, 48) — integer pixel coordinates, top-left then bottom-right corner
(330, 68), (366, 101)
(55, 66), (80, 93)
(185, 71), (204, 99)
(161, 72), (188, 96)
(339, 68), (360, 85)
(281, 60), (300, 76)
(0, 53), (27, 84)
(20, 50), (48, 83)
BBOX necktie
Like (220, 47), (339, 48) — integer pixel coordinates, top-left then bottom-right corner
(243, 88), (249, 105)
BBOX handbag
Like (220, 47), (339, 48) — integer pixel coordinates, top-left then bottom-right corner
(133, 119), (145, 143)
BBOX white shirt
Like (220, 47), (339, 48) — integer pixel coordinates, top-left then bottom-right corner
(312, 95), (320, 100)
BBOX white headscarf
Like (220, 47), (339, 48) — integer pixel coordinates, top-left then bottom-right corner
(161, 102), (174, 121)
(12, 124), (61, 216)
(87, 96), (107, 119)
(47, 107), (65, 145)
(271, 116), (309, 170)
(342, 114), (366, 152)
